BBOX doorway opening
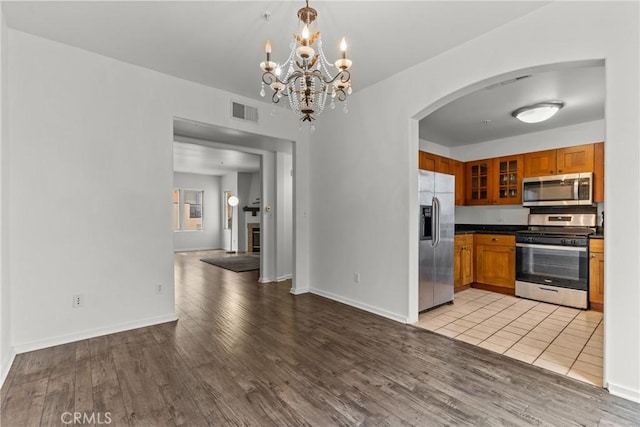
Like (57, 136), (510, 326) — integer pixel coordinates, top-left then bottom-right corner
(172, 118), (294, 285)
(412, 60), (605, 388)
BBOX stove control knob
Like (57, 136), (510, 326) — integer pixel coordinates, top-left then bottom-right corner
(561, 239), (567, 245)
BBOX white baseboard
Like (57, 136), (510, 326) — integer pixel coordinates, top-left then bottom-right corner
(12, 313), (179, 354)
(276, 274), (292, 282)
(608, 382), (640, 403)
(310, 288), (408, 324)
(290, 287), (309, 295)
(0, 348), (16, 389)
(258, 276), (273, 283)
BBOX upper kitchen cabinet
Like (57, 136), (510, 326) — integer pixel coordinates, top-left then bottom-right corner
(419, 151), (438, 171)
(452, 160), (465, 206)
(524, 143), (595, 177)
(593, 142), (604, 203)
(523, 149), (557, 177)
(493, 155), (523, 205)
(466, 155), (523, 205)
(556, 144), (594, 174)
(465, 159), (492, 205)
(419, 151), (465, 206)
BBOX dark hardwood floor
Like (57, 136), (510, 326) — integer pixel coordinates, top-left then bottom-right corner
(2, 250), (639, 426)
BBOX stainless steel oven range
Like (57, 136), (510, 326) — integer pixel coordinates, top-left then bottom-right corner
(515, 207), (597, 309)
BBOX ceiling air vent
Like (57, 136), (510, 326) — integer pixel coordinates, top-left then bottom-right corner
(231, 101), (259, 123)
(485, 75), (532, 90)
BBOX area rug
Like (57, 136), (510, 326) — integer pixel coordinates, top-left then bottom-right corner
(200, 255), (260, 272)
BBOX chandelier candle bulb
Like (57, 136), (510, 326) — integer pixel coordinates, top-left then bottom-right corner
(265, 40), (272, 62)
(340, 37), (347, 59)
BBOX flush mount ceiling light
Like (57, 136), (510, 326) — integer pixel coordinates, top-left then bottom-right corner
(259, 0), (352, 128)
(511, 101), (565, 124)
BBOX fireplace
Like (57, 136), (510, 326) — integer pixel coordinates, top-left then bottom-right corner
(248, 223), (260, 253)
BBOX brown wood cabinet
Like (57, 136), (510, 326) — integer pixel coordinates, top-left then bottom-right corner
(465, 159), (492, 205)
(419, 151), (438, 171)
(523, 149), (557, 177)
(593, 142), (604, 203)
(589, 239), (604, 312)
(420, 141), (604, 206)
(419, 151), (465, 206)
(466, 156), (523, 205)
(475, 234), (515, 290)
(452, 160), (465, 206)
(557, 144), (594, 174)
(493, 155), (524, 205)
(524, 143), (595, 177)
(454, 234), (474, 292)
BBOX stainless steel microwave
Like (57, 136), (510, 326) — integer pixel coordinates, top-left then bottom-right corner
(522, 172), (593, 207)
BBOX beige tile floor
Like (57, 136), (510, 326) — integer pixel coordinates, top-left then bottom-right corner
(416, 288), (604, 387)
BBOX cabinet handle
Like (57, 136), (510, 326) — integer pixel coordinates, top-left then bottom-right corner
(550, 170), (554, 174)
(558, 169), (563, 173)
(492, 238), (499, 242)
(591, 254), (597, 258)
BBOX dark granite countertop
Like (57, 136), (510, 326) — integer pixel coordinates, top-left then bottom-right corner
(455, 224), (527, 235)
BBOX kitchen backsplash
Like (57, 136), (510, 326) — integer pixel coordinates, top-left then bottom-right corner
(455, 205), (530, 225)
(455, 202), (604, 226)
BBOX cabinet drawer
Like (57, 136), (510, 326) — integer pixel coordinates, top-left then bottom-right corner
(475, 234), (515, 246)
(589, 239), (604, 252)
(455, 234), (474, 246)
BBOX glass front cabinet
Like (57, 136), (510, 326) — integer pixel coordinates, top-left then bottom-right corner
(466, 155), (523, 205)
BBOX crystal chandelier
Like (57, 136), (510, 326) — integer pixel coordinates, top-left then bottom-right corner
(259, 0), (353, 124)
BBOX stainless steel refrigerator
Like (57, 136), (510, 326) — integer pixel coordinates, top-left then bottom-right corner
(419, 170), (455, 311)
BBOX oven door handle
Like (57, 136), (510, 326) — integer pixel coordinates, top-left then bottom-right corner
(516, 243), (587, 252)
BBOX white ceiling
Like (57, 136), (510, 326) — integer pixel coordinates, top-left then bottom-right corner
(2, 1), (549, 102)
(6, 0), (597, 162)
(172, 119), (293, 175)
(419, 64), (605, 146)
(174, 141), (261, 176)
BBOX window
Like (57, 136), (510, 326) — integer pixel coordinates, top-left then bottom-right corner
(183, 190), (203, 231)
(173, 189), (203, 231)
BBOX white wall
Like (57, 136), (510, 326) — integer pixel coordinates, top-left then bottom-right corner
(310, 2), (639, 402)
(220, 172), (238, 253)
(419, 139), (451, 157)
(5, 29), (309, 367)
(276, 152), (293, 280)
(0, 7), (13, 385)
(450, 119), (605, 161)
(173, 172), (221, 251)
(453, 119), (605, 225)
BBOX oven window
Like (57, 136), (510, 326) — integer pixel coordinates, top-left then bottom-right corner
(516, 244), (588, 290)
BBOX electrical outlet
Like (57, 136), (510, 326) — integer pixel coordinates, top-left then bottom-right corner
(156, 283), (163, 295)
(354, 272), (361, 283)
(72, 294), (84, 308)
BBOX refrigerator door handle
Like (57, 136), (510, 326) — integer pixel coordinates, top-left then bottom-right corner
(432, 196), (440, 247)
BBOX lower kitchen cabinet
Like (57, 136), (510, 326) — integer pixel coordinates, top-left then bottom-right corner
(589, 239), (604, 312)
(454, 234), (474, 291)
(474, 234), (516, 291)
